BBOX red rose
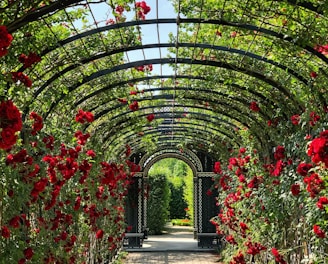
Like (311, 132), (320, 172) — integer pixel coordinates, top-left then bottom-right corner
(213, 161), (222, 174)
(19, 52), (41, 68)
(118, 98), (127, 104)
(313, 224), (325, 238)
(146, 113), (155, 122)
(0, 127), (17, 149)
(314, 44), (328, 55)
(274, 145), (285, 160)
(249, 101), (260, 112)
(317, 196), (328, 210)
(129, 101), (139, 111)
(75, 109), (94, 124)
(1, 226), (10, 238)
(9, 216), (21, 228)
(11, 72), (32, 87)
(291, 114), (300, 125)
(307, 137), (328, 166)
(30, 111), (43, 135)
(291, 184), (300, 196)
(271, 248), (286, 264)
(95, 229), (104, 239)
(130, 90), (138, 95)
(310, 71), (318, 78)
(296, 162), (312, 176)
(86, 149), (96, 158)
(23, 247), (34, 260)
(0, 25), (13, 57)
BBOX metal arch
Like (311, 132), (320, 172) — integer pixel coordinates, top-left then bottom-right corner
(122, 140), (229, 158)
(91, 97), (270, 129)
(105, 120), (240, 148)
(83, 86), (285, 121)
(43, 57), (302, 118)
(117, 134), (236, 156)
(277, 0), (325, 14)
(6, 0), (83, 33)
(75, 82), (292, 124)
(139, 147), (204, 175)
(38, 18), (328, 65)
(97, 110), (268, 148)
(86, 88), (282, 126)
(7, 1), (325, 33)
(91, 106), (267, 144)
(99, 110), (266, 152)
(109, 135), (235, 159)
(76, 81), (273, 109)
(91, 93), (273, 121)
(23, 75), (205, 119)
(122, 140), (227, 157)
(33, 42), (308, 99)
(74, 75), (204, 106)
(108, 127), (238, 153)
(143, 153), (200, 176)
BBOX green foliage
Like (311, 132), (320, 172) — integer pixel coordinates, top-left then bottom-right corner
(183, 166), (194, 223)
(169, 182), (188, 219)
(147, 174), (170, 235)
(149, 158), (194, 223)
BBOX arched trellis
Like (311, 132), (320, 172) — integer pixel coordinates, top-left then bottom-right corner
(2, 0), (328, 255)
(3, 0), (327, 160)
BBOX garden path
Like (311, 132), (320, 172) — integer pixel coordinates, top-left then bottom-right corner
(122, 224), (222, 263)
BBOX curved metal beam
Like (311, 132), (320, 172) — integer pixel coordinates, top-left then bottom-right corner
(85, 86), (283, 121)
(94, 107), (268, 148)
(44, 58), (301, 118)
(106, 121), (240, 150)
(34, 42), (308, 99)
(39, 18), (328, 65)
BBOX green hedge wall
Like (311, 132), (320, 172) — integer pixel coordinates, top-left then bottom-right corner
(147, 174), (170, 235)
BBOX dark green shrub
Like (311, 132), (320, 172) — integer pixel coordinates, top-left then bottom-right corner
(169, 182), (188, 219)
(147, 174), (170, 235)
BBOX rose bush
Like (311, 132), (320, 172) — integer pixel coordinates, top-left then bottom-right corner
(0, 25), (140, 263)
(211, 110), (328, 263)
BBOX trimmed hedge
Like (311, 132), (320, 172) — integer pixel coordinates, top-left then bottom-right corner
(147, 174), (170, 235)
(169, 182), (188, 219)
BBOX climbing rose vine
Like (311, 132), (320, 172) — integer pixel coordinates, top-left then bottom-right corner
(210, 124), (328, 263)
(0, 29), (139, 262)
(0, 100), (22, 149)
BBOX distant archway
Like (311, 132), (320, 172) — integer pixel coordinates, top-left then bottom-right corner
(125, 148), (221, 248)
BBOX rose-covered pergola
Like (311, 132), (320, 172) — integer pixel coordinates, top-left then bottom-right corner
(0, 0), (328, 263)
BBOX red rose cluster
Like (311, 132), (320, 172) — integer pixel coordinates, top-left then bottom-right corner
(135, 1), (151, 20)
(271, 248), (286, 264)
(135, 64), (153, 72)
(30, 111), (43, 135)
(75, 109), (94, 124)
(11, 71), (33, 88)
(0, 100), (22, 149)
(314, 44), (328, 55)
(0, 25), (13, 57)
(307, 130), (328, 167)
(19, 52), (41, 69)
(249, 101), (260, 112)
(146, 113), (155, 122)
(129, 101), (139, 111)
